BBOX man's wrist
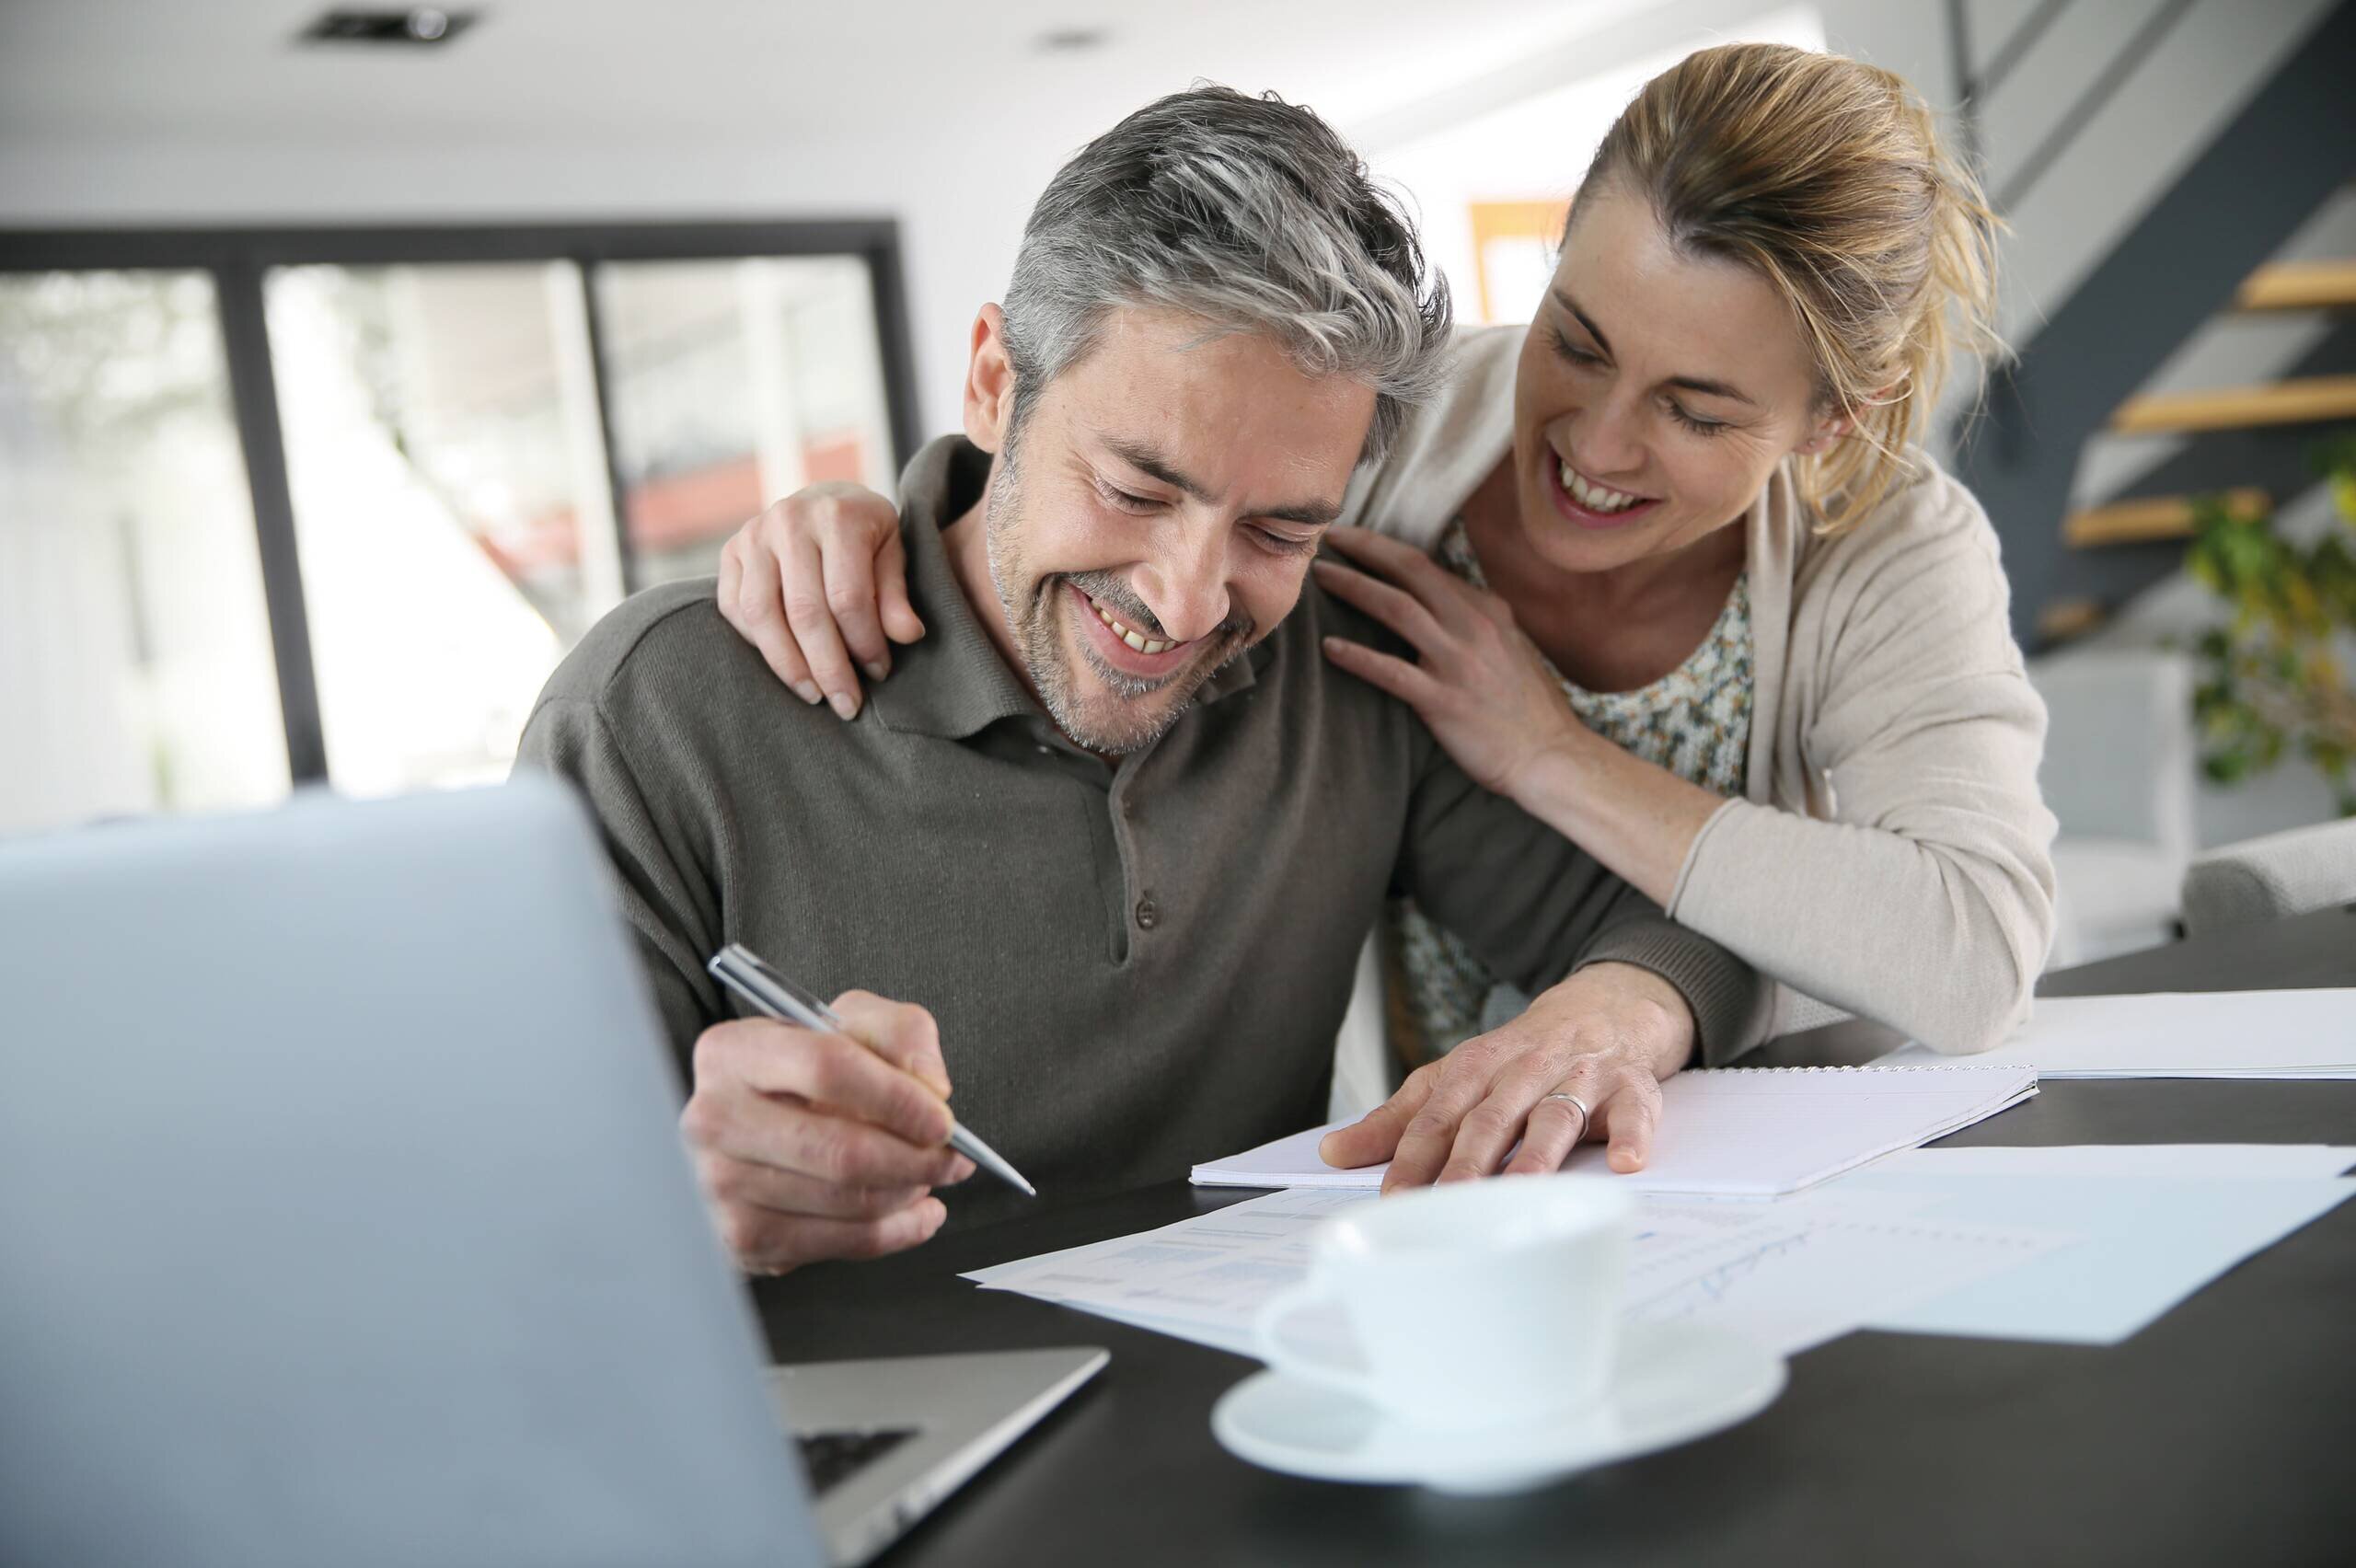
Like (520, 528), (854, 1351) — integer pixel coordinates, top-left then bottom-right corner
(1540, 961), (1697, 1079)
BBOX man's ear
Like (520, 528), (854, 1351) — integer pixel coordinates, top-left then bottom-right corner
(964, 304), (1016, 454)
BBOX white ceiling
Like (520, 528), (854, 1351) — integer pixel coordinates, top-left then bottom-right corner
(0, 0), (1660, 149)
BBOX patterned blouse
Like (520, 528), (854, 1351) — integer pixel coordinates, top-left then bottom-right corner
(1384, 516), (1756, 1058)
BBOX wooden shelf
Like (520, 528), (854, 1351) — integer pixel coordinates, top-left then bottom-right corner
(2065, 488), (2269, 548)
(2235, 260), (2356, 313)
(2109, 375), (2356, 435)
(2037, 598), (2108, 642)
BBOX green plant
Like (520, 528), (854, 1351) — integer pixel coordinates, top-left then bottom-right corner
(2188, 432), (2356, 814)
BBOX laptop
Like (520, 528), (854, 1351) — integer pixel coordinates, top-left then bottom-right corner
(0, 778), (1104, 1568)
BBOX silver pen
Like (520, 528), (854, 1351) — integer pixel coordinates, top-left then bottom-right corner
(706, 942), (1036, 1198)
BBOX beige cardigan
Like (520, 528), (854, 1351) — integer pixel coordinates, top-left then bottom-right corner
(1340, 325), (2058, 1059)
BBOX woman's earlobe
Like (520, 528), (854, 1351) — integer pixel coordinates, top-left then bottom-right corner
(1799, 401), (1865, 456)
(1801, 375), (1903, 455)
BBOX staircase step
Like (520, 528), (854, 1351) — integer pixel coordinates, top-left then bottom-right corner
(2235, 260), (2356, 312)
(2109, 375), (2356, 434)
(2064, 487), (2269, 547)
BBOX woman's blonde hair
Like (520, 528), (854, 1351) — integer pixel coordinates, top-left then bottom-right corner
(1584, 42), (2005, 532)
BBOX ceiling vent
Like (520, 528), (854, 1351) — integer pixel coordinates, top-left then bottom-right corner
(299, 9), (475, 46)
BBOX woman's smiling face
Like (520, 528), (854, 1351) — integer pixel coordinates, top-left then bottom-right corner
(1509, 182), (1845, 575)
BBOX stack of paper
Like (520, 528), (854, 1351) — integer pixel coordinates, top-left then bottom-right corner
(1875, 989), (2356, 1078)
(1191, 1063), (2039, 1198)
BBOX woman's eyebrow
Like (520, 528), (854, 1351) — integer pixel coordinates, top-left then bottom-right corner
(1551, 287), (1758, 407)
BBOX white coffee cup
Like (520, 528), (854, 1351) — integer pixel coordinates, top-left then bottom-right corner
(1253, 1176), (1633, 1432)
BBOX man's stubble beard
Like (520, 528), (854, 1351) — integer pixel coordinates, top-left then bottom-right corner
(982, 434), (1252, 755)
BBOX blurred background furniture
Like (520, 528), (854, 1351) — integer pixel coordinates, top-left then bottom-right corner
(2181, 817), (2356, 937)
(2028, 648), (2200, 965)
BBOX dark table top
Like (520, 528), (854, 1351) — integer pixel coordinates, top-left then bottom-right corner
(755, 905), (2356, 1568)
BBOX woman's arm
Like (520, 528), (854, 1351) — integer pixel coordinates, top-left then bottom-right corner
(1311, 531), (1731, 993)
(1499, 733), (1722, 909)
(1311, 528), (1717, 905)
(1314, 500), (2057, 1056)
(1665, 511), (2057, 1055)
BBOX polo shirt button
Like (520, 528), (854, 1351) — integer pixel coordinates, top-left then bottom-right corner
(1134, 895), (1160, 930)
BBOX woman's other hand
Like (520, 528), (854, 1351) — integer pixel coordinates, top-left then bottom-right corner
(1313, 525), (1583, 800)
(715, 482), (921, 719)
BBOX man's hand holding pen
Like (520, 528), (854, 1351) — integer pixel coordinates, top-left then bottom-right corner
(680, 992), (976, 1275)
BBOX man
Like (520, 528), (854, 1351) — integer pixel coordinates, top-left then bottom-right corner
(518, 86), (1761, 1275)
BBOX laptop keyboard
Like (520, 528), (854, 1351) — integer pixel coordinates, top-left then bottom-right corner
(797, 1427), (920, 1495)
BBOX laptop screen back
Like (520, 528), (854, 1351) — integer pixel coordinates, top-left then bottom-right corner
(0, 780), (822, 1568)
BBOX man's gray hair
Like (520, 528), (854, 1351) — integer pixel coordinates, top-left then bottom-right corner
(1001, 85), (1453, 465)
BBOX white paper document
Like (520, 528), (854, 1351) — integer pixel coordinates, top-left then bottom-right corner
(1875, 989), (2356, 1078)
(1618, 1193), (2075, 1352)
(966, 1191), (1371, 1358)
(966, 1185), (2076, 1359)
(1844, 1170), (2356, 1343)
(1191, 1064), (2040, 1198)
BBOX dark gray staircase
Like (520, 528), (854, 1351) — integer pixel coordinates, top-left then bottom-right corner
(1951, 0), (2356, 650)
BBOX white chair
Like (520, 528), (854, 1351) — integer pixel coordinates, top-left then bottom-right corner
(2027, 649), (2199, 965)
(2180, 817), (2356, 937)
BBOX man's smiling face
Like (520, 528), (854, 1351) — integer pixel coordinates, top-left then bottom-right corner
(957, 304), (1376, 754)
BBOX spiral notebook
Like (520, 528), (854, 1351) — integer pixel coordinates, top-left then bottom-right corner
(1190, 1064), (2042, 1199)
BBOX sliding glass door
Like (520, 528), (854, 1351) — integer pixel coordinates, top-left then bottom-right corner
(265, 260), (619, 796)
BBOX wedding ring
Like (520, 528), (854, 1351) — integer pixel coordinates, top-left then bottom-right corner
(1541, 1090), (1593, 1139)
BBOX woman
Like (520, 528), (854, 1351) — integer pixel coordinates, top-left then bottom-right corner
(714, 43), (2056, 1078)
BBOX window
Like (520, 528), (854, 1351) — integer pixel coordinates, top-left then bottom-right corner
(599, 258), (896, 585)
(0, 270), (289, 835)
(266, 261), (616, 795)
(0, 224), (918, 829)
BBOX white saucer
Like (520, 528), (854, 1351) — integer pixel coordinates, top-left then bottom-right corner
(1210, 1320), (1785, 1493)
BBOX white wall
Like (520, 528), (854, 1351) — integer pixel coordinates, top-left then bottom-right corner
(1365, 6), (1830, 326)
